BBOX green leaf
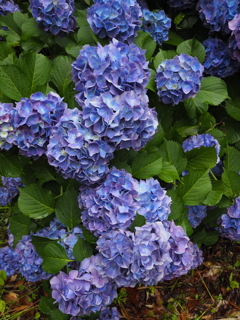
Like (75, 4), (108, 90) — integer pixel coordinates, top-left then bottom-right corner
(18, 184), (55, 219)
(77, 25), (96, 46)
(177, 170), (212, 205)
(0, 270), (7, 282)
(153, 49), (177, 69)
(21, 18), (43, 39)
(0, 153), (23, 177)
(225, 145), (240, 173)
(196, 77), (229, 106)
(49, 309), (69, 320)
(203, 207), (226, 227)
(111, 162), (132, 174)
(203, 230), (219, 246)
(81, 226), (98, 244)
(164, 31), (184, 46)
(222, 170), (240, 197)
(176, 125), (199, 137)
(0, 300), (6, 314)
(134, 31), (157, 61)
(177, 218), (193, 236)
(31, 236), (56, 258)
(203, 191), (222, 206)
(72, 237), (93, 262)
(225, 98), (240, 121)
(145, 124), (164, 150)
(0, 42), (14, 61)
(199, 112), (216, 131)
(42, 243), (72, 273)
(39, 296), (55, 315)
(146, 69), (156, 92)
(225, 120), (240, 144)
(184, 97), (208, 118)
(158, 161), (179, 183)
(192, 228), (207, 247)
(65, 42), (82, 58)
(21, 38), (44, 53)
(186, 146), (217, 170)
(55, 190), (81, 229)
(167, 189), (188, 221)
(130, 213), (146, 232)
(9, 212), (32, 247)
(176, 39), (205, 63)
(132, 152), (162, 179)
(34, 165), (56, 184)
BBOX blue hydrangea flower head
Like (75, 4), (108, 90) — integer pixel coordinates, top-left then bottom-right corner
(72, 39), (150, 106)
(141, 9), (171, 45)
(197, 0), (238, 34)
(203, 37), (240, 77)
(137, 178), (172, 222)
(0, 246), (20, 276)
(47, 108), (114, 184)
(167, 0), (197, 9)
(30, 0), (76, 35)
(87, 0), (142, 43)
(0, 0), (20, 16)
(50, 254), (117, 316)
(0, 102), (15, 151)
(15, 235), (52, 282)
(163, 221), (203, 280)
(0, 176), (23, 206)
(186, 205), (207, 228)
(82, 90), (158, 151)
(35, 218), (67, 240)
(10, 92), (67, 158)
(78, 167), (139, 237)
(155, 53), (204, 105)
(229, 14), (240, 62)
(97, 307), (120, 320)
(182, 133), (221, 164)
(218, 197), (240, 241)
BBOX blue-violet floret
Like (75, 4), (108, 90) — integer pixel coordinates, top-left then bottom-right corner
(186, 205), (207, 228)
(0, 103), (15, 151)
(167, 0), (197, 9)
(229, 14), (240, 62)
(0, 246), (20, 276)
(0, 0), (20, 16)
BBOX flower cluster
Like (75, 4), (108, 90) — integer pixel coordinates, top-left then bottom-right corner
(0, 176), (23, 207)
(0, 103), (15, 151)
(197, 0), (238, 34)
(218, 197), (240, 241)
(203, 37), (240, 78)
(82, 91), (158, 151)
(87, 0), (142, 43)
(186, 205), (207, 228)
(155, 53), (204, 105)
(167, 0), (197, 10)
(72, 39), (150, 106)
(96, 307), (120, 320)
(10, 92), (67, 158)
(46, 108), (114, 184)
(0, 246), (20, 276)
(229, 14), (240, 62)
(141, 9), (171, 45)
(0, 0), (20, 16)
(29, 0), (76, 35)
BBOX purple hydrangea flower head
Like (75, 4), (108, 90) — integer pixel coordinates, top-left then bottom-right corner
(15, 235), (52, 282)
(203, 37), (240, 77)
(50, 254), (117, 316)
(87, 0), (142, 43)
(46, 108), (114, 184)
(155, 53), (204, 105)
(97, 307), (120, 320)
(218, 197), (240, 241)
(182, 133), (221, 164)
(162, 221), (203, 280)
(186, 205), (207, 228)
(78, 167), (139, 237)
(0, 102), (15, 151)
(0, 246), (20, 276)
(229, 14), (240, 62)
(60, 227), (83, 259)
(0, 176), (23, 206)
(141, 9), (171, 45)
(0, 0), (20, 16)
(72, 39), (150, 106)
(11, 92), (67, 158)
(82, 91), (158, 151)
(29, 0), (76, 35)
(167, 0), (197, 9)
(137, 178), (172, 222)
(96, 229), (137, 287)
(196, 0), (238, 34)
(131, 222), (172, 285)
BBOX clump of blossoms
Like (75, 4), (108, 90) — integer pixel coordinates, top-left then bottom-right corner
(87, 0), (142, 43)
(186, 205), (207, 228)
(50, 254), (117, 316)
(0, 176), (23, 207)
(29, 0), (76, 35)
(0, 246), (20, 276)
(47, 108), (114, 184)
(182, 133), (221, 164)
(203, 37), (239, 78)
(167, 0), (197, 9)
(141, 9), (171, 45)
(82, 91), (158, 151)
(163, 221), (203, 280)
(96, 307), (120, 320)
(0, 0), (20, 16)
(78, 167), (139, 237)
(0, 103), (15, 151)
(218, 197), (240, 241)
(229, 14), (240, 62)
(72, 39), (150, 106)
(10, 92), (67, 158)
(196, 0), (238, 34)
(155, 53), (204, 105)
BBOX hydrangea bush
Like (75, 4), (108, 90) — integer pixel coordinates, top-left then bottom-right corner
(0, 0), (240, 318)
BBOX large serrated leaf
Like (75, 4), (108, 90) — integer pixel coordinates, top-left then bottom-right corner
(222, 170), (240, 197)
(39, 296), (55, 315)
(0, 153), (23, 177)
(31, 236), (57, 258)
(42, 243), (72, 273)
(81, 226), (98, 244)
(9, 212), (32, 247)
(72, 237), (93, 262)
(0, 42), (14, 61)
(176, 39), (205, 63)
(167, 189), (188, 221)
(153, 50), (177, 69)
(130, 213), (146, 232)
(177, 171), (212, 205)
(18, 184), (55, 219)
(224, 145), (240, 173)
(132, 152), (162, 179)
(186, 146), (217, 170)
(134, 30), (157, 61)
(184, 97), (208, 118)
(158, 161), (179, 183)
(225, 98), (240, 121)
(203, 191), (222, 206)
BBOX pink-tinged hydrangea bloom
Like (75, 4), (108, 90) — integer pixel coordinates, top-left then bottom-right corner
(87, 0), (142, 43)
(229, 14), (240, 62)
